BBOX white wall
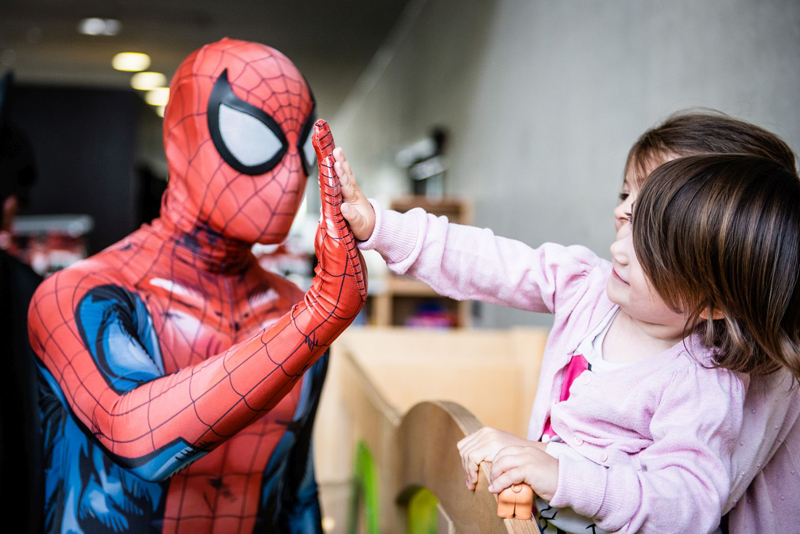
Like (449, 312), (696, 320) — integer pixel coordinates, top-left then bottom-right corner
(332, 0), (800, 328)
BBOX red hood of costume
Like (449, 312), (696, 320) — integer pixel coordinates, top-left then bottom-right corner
(160, 38), (316, 246)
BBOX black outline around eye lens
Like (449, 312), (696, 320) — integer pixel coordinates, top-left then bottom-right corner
(298, 105), (318, 177)
(208, 69), (288, 176)
(297, 76), (318, 177)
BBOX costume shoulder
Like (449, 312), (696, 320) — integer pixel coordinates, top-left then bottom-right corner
(28, 254), (164, 394)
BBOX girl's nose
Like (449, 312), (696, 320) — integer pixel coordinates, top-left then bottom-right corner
(609, 232), (630, 266)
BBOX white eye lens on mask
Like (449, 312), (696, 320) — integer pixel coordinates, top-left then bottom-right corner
(208, 69), (318, 178)
(218, 104), (284, 168)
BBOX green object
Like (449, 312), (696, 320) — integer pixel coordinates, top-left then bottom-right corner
(407, 487), (439, 534)
(348, 440), (379, 534)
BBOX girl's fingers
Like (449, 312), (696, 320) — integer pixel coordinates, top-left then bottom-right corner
(457, 432), (477, 475)
(332, 149), (357, 186)
(488, 452), (528, 492)
(487, 466), (524, 494)
(333, 161), (356, 193)
(466, 448), (494, 487)
(344, 161), (359, 188)
(334, 162), (354, 198)
(458, 428), (500, 486)
(333, 147), (345, 160)
(456, 433), (476, 451)
(465, 462), (479, 490)
(340, 203), (363, 232)
(459, 444), (473, 483)
(457, 427), (490, 452)
(461, 448), (481, 486)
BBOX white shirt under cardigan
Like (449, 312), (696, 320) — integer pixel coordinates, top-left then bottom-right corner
(359, 200), (747, 534)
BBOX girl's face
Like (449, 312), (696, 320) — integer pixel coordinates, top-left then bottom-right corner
(614, 154), (678, 233)
(613, 177), (637, 233)
(611, 155), (693, 341)
(607, 216), (691, 341)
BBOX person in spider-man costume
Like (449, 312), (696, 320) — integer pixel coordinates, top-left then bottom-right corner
(28, 38), (366, 534)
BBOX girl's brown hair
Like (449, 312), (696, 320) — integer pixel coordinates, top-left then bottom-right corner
(625, 110), (797, 187)
(634, 155), (800, 379)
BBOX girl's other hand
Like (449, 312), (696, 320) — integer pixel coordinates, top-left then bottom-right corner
(456, 427), (544, 490)
(488, 445), (559, 502)
(332, 147), (376, 241)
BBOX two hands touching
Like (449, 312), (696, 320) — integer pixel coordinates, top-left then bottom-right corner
(332, 148), (376, 241)
(330, 144), (559, 504)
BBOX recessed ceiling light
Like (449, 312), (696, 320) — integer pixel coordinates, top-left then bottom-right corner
(131, 72), (167, 91)
(145, 87), (170, 107)
(112, 52), (150, 72)
(78, 18), (121, 37)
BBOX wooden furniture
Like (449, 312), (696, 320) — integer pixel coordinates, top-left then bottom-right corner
(369, 197), (473, 328)
(313, 327), (548, 533)
(399, 402), (538, 533)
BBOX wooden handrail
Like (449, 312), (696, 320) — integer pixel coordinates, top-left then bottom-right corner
(329, 327), (549, 532)
(398, 401), (538, 533)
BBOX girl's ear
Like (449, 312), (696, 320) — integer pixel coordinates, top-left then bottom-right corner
(699, 306), (726, 320)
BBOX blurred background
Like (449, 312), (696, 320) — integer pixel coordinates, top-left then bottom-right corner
(2, 0), (798, 331)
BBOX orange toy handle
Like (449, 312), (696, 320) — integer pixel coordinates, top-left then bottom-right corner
(496, 483), (534, 520)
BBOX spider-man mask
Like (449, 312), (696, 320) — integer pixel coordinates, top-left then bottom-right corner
(162, 38), (317, 245)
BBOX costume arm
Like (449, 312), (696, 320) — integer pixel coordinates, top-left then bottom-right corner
(358, 199), (600, 313)
(548, 368), (744, 534)
(28, 120), (366, 482)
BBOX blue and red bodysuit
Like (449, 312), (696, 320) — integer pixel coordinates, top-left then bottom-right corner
(28, 39), (366, 534)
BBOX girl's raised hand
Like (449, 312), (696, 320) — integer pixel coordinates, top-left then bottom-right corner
(333, 147), (376, 241)
(457, 427), (544, 490)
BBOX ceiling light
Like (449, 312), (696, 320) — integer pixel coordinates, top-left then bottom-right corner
(130, 72), (167, 91)
(112, 52), (150, 72)
(78, 18), (121, 37)
(145, 88), (170, 106)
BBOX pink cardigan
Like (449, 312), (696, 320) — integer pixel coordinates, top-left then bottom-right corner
(359, 200), (800, 533)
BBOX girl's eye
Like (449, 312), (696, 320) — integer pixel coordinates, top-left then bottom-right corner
(618, 192), (629, 202)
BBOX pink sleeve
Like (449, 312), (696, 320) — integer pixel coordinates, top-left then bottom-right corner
(358, 199), (600, 314)
(549, 366), (745, 534)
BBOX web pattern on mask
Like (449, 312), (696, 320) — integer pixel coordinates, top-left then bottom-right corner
(165, 40), (316, 244)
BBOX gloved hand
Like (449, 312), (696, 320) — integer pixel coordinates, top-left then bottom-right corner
(303, 119), (367, 326)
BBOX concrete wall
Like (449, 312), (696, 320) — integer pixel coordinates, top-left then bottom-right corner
(331, 0), (800, 328)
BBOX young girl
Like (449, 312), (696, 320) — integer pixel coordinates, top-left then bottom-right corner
(332, 148), (800, 533)
(614, 112), (800, 534)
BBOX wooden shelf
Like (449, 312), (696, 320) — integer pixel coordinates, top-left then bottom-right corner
(388, 195), (473, 225)
(384, 276), (439, 297)
(368, 196), (472, 328)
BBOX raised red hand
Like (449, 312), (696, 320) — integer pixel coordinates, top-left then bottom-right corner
(307, 119), (368, 317)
